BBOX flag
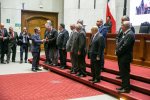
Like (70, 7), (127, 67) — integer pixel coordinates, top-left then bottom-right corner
(106, 0), (116, 33)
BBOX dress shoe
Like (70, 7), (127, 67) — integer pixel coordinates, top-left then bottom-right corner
(92, 79), (100, 83)
(12, 60), (15, 62)
(101, 68), (104, 72)
(116, 76), (121, 79)
(20, 60), (23, 63)
(1, 62), (6, 64)
(118, 88), (130, 93)
(36, 68), (42, 71)
(61, 66), (66, 69)
(88, 78), (94, 81)
(79, 74), (86, 77)
(25, 60), (27, 63)
(53, 64), (57, 66)
(70, 71), (77, 74)
(116, 87), (123, 90)
(32, 68), (37, 72)
(76, 73), (81, 77)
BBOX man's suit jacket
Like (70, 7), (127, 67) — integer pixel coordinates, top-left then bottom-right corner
(18, 32), (30, 45)
(70, 32), (79, 54)
(116, 29), (135, 63)
(89, 33), (105, 59)
(98, 25), (108, 38)
(46, 28), (58, 48)
(56, 29), (69, 49)
(8, 32), (18, 47)
(0, 28), (8, 53)
(31, 33), (42, 53)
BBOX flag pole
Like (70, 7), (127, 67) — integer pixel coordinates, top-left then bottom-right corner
(123, 0), (127, 15)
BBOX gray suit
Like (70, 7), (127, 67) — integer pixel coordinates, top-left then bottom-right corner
(7, 32), (18, 62)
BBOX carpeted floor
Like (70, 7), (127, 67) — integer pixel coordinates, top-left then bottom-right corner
(0, 72), (103, 100)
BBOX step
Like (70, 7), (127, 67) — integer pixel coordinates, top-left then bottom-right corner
(28, 59), (150, 100)
(39, 56), (150, 83)
(66, 62), (150, 95)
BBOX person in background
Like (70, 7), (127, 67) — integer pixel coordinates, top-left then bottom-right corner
(7, 27), (18, 63)
(0, 23), (8, 64)
(96, 19), (108, 71)
(104, 16), (112, 33)
(88, 26), (105, 83)
(19, 27), (30, 63)
(31, 27), (45, 72)
(57, 23), (69, 69)
(116, 21), (135, 93)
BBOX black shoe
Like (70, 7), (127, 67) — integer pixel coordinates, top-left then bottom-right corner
(118, 88), (130, 93)
(70, 71), (77, 74)
(32, 68), (37, 72)
(101, 68), (104, 72)
(116, 76), (121, 79)
(92, 79), (100, 83)
(1, 62), (6, 64)
(25, 61), (27, 63)
(76, 73), (81, 77)
(116, 87), (123, 90)
(61, 66), (66, 69)
(36, 68), (42, 71)
(20, 60), (23, 63)
(12, 60), (15, 62)
(80, 74), (86, 77)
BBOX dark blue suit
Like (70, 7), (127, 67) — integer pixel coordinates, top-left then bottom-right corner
(31, 33), (42, 69)
(98, 25), (108, 69)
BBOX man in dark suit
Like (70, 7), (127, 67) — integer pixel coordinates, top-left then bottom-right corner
(0, 23), (8, 64)
(75, 24), (87, 77)
(7, 27), (18, 63)
(88, 26), (105, 83)
(116, 15), (135, 79)
(31, 27), (45, 72)
(46, 25), (58, 66)
(116, 21), (135, 93)
(96, 19), (108, 71)
(57, 23), (69, 69)
(19, 27), (30, 63)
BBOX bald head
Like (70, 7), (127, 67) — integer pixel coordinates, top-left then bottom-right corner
(91, 26), (98, 35)
(70, 24), (75, 30)
(0, 23), (4, 29)
(96, 19), (103, 27)
(121, 21), (131, 32)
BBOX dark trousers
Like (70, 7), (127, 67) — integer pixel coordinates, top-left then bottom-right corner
(77, 52), (86, 75)
(91, 54), (101, 80)
(119, 61), (130, 89)
(20, 44), (28, 61)
(1, 44), (8, 63)
(100, 50), (104, 69)
(32, 52), (40, 69)
(44, 44), (49, 63)
(49, 47), (58, 65)
(59, 49), (67, 67)
(7, 44), (16, 62)
(71, 52), (78, 72)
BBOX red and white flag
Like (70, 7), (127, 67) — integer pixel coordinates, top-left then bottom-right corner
(106, 0), (116, 33)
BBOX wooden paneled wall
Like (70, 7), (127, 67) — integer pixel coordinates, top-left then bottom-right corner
(86, 33), (150, 67)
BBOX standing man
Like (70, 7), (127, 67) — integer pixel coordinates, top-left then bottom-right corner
(66, 24), (78, 73)
(7, 27), (18, 63)
(88, 26), (105, 83)
(57, 23), (69, 69)
(19, 27), (30, 63)
(96, 19), (108, 71)
(116, 15), (135, 79)
(46, 25), (58, 66)
(116, 21), (135, 93)
(0, 23), (8, 64)
(31, 27), (45, 72)
(76, 24), (86, 77)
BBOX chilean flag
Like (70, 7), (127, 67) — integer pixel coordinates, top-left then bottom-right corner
(106, 0), (116, 33)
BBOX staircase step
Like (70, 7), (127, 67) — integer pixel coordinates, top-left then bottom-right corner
(28, 58), (150, 100)
(39, 56), (150, 83)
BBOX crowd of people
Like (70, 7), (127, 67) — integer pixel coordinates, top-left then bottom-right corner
(0, 15), (135, 93)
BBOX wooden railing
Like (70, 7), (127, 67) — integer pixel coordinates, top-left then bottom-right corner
(86, 33), (150, 67)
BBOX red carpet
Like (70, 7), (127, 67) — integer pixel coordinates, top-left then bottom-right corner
(0, 72), (103, 100)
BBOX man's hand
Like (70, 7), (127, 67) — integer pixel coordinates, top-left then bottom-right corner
(96, 56), (100, 60)
(78, 51), (81, 55)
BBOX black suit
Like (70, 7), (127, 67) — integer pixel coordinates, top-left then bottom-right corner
(57, 29), (69, 67)
(0, 28), (8, 63)
(89, 33), (105, 81)
(116, 29), (135, 89)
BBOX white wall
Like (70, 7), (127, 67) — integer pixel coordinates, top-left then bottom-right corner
(0, 0), (64, 33)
